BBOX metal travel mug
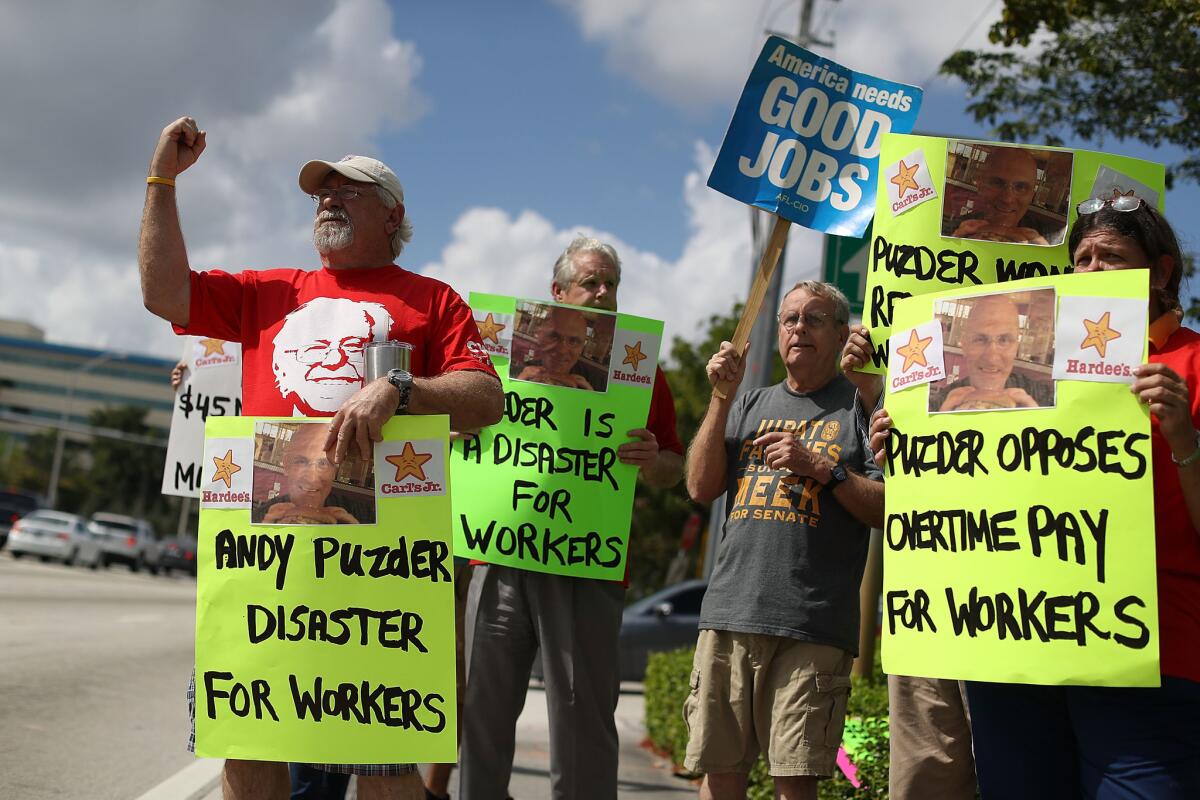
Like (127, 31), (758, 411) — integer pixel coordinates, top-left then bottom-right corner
(364, 341), (413, 383)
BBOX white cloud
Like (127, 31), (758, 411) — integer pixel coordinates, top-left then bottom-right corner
(422, 141), (821, 355)
(555, 0), (1001, 109)
(0, 0), (426, 357)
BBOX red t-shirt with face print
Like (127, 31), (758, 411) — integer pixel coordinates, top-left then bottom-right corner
(175, 264), (497, 416)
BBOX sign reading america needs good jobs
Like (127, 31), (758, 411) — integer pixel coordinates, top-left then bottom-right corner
(708, 36), (923, 237)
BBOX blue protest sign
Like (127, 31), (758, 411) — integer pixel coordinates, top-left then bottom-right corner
(708, 37), (923, 237)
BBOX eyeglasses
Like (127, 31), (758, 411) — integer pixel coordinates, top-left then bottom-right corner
(778, 311), (838, 332)
(1077, 195), (1144, 215)
(964, 333), (1018, 350)
(285, 336), (369, 364)
(539, 330), (586, 348)
(980, 176), (1035, 195)
(310, 186), (368, 204)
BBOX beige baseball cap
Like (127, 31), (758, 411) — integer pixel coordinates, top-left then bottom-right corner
(298, 155), (405, 205)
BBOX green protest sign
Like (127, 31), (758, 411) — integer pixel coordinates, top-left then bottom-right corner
(881, 270), (1158, 686)
(193, 415), (457, 762)
(862, 133), (1165, 373)
(451, 294), (662, 580)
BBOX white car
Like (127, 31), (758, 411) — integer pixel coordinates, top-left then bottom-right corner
(8, 510), (93, 564)
(89, 512), (162, 574)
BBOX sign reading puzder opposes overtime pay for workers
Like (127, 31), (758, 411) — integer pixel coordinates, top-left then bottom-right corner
(451, 294), (662, 580)
(707, 35), (922, 237)
(882, 270), (1158, 686)
(194, 415), (457, 763)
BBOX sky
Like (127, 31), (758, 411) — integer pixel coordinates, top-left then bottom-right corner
(3, 0), (1196, 362)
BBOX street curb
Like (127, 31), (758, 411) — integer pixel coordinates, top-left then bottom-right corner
(133, 758), (222, 800)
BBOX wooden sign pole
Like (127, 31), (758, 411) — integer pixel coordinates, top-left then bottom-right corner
(713, 214), (792, 399)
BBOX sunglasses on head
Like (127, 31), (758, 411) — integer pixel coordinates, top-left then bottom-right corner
(1077, 195), (1144, 215)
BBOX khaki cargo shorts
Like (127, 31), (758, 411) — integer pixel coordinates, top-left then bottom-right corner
(682, 629), (853, 777)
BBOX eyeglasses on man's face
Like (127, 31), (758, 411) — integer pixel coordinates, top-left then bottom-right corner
(778, 310), (837, 332)
(310, 186), (370, 204)
(1077, 195), (1144, 215)
(980, 175), (1035, 195)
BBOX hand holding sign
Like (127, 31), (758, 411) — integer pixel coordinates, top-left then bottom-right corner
(1131, 362), (1194, 449)
(707, 340), (749, 395)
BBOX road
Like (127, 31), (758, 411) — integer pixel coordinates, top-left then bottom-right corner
(0, 553), (198, 799)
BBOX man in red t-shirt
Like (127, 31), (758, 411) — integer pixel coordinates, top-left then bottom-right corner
(139, 116), (502, 800)
(457, 237), (683, 800)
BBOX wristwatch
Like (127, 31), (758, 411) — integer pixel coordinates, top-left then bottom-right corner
(825, 463), (848, 488)
(385, 368), (414, 414)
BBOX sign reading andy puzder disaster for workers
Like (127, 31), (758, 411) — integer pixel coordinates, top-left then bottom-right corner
(708, 35), (922, 237)
(451, 293), (662, 580)
(193, 415), (456, 763)
(881, 270), (1158, 687)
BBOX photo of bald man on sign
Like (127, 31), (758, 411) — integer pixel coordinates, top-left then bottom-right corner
(509, 300), (616, 393)
(928, 288), (1057, 413)
(250, 421), (377, 525)
(941, 142), (1073, 246)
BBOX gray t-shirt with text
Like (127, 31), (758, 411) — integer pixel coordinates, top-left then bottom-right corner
(699, 376), (881, 654)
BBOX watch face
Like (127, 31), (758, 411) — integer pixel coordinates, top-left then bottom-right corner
(831, 465), (847, 482)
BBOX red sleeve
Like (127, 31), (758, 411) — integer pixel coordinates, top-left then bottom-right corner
(425, 288), (499, 379)
(171, 269), (248, 341)
(647, 366), (683, 455)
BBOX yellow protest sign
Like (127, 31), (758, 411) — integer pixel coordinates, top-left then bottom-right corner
(193, 415), (457, 762)
(882, 270), (1159, 686)
(863, 133), (1165, 373)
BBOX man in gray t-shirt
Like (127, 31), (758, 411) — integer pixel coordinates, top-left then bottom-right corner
(683, 280), (884, 800)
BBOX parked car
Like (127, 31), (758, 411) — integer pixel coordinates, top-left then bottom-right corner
(529, 579), (708, 683)
(617, 579), (708, 681)
(89, 512), (162, 574)
(8, 510), (92, 564)
(160, 536), (197, 576)
(0, 488), (43, 550)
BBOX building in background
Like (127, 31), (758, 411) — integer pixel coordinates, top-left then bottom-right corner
(0, 319), (175, 446)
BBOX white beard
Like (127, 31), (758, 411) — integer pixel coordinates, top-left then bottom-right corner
(313, 211), (354, 253)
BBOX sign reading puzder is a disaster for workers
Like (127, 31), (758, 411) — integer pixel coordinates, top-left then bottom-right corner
(708, 35), (923, 237)
(451, 293), (661, 581)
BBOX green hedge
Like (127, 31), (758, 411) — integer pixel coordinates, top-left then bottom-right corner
(644, 646), (891, 799)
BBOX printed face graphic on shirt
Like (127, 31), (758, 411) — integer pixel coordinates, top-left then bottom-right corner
(271, 297), (392, 414)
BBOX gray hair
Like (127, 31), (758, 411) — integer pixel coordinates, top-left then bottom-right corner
(375, 186), (413, 259)
(781, 281), (850, 324)
(552, 236), (621, 288)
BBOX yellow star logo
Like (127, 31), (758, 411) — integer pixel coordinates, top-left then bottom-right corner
(622, 340), (648, 371)
(199, 338), (227, 357)
(211, 449), (241, 489)
(1080, 311), (1122, 358)
(386, 442), (434, 483)
(895, 328), (933, 373)
(890, 159), (920, 198)
(476, 312), (506, 344)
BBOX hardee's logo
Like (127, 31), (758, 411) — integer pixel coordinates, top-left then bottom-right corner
(622, 341), (648, 371)
(211, 449), (241, 488)
(476, 312), (506, 344)
(1080, 311), (1121, 358)
(895, 328), (932, 372)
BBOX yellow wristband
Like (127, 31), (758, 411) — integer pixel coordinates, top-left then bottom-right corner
(146, 176), (176, 187)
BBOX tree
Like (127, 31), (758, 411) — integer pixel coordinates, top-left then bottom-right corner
(941, 0), (1200, 187)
